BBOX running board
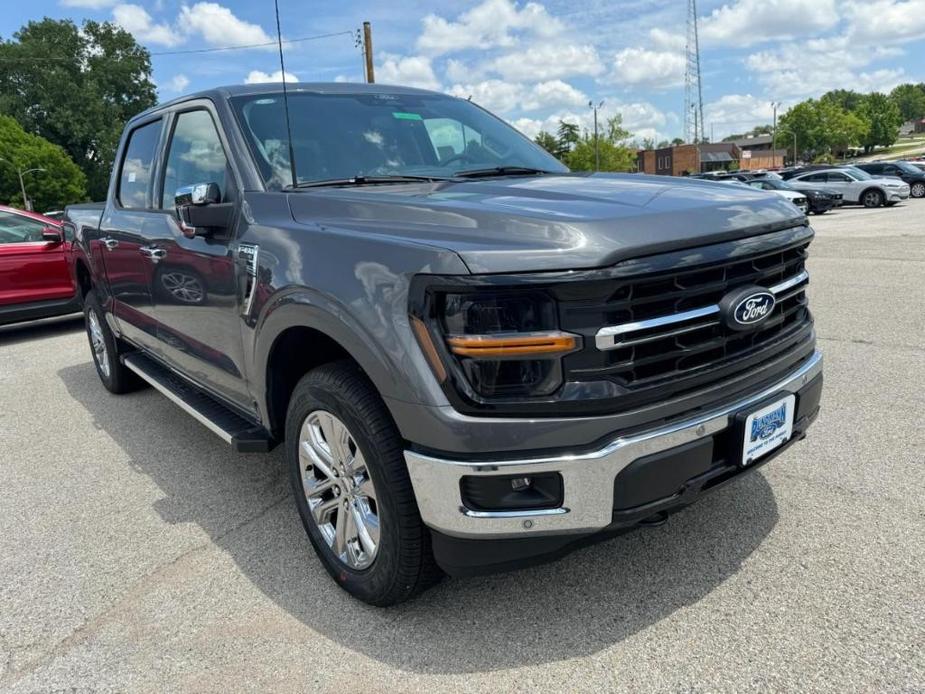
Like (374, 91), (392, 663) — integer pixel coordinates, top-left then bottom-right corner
(122, 352), (273, 453)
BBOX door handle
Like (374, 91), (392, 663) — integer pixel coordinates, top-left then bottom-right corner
(102, 237), (119, 251)
(139, 245), (167, 262)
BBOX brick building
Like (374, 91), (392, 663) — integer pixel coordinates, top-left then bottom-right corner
(637, 142), (739, 176)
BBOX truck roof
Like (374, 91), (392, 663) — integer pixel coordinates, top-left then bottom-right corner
(135, 82), (445, 122)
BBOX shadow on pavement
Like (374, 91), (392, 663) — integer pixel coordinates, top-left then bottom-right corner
(58, 361), (779, 674)
(0, 314), (83, 346)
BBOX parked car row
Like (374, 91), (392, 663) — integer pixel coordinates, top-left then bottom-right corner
(691, 171), (842, 214)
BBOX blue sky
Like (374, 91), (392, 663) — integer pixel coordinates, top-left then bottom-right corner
(3, 0), (924, 142)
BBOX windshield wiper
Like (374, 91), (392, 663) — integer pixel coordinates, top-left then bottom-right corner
(453, 166), (554, 179)
(288, 174), (450, 189)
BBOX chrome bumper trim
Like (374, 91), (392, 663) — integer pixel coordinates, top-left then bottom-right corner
(405, 350), (822, 539)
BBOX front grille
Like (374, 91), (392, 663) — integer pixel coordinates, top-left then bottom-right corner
(558, 234), (814, 402)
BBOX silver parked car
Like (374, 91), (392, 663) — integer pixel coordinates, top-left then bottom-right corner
(788, 167), (909, 207)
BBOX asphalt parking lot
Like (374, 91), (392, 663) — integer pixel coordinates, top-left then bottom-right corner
(1, 202), (923, 693)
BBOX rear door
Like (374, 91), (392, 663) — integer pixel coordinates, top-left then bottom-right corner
(0, 210), (72, 308)
(99, 117), (166, 348)
(145, 104), (251, 408)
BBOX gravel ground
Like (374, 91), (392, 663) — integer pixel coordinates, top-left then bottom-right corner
(1, 201), (923, 693)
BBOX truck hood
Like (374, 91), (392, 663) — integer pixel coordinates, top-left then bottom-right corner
(287, 173), (807, 274)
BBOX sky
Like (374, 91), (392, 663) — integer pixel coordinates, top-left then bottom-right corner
(2, 0), (925, 143)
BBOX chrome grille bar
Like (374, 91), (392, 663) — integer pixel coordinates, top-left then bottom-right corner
(595, 269), (809, 351)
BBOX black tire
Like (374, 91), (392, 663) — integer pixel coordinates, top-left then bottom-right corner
(861, 188), (884, 208)
(83, 289), (145, 394)
(813, 209), (827, 215)
(911, 182), (925, 198)
(286, 360), (441, 606)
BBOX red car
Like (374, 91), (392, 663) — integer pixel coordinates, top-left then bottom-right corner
(0, 205), (80, 325)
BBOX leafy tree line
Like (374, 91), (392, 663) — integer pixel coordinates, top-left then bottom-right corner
(532, 115), (637, 172)
(0, 18), (156, 209)
(777, 84), (925, 162)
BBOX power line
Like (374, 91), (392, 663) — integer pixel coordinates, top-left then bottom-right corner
(0, 29), (354, 61)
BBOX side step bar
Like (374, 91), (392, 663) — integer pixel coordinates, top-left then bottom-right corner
(122, 352), (274, 453)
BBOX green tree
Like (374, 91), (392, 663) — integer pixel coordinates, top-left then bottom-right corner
(556, 120), (580, 155)
(821, 89), (864, 112)
(0, 115), (86, 211)
(605, 114), (631, 144)
(0, 19), (157, 200)
(671, 137), (685, 146)
(889, 83), (925, 122)
(778, 98), (867, 160)
(857, 92), (903, 152)
(533, 130), (559, 156)
(563, 138), (636, 172)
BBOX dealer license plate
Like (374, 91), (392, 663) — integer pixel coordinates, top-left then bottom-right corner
(741, 394), (795, 466)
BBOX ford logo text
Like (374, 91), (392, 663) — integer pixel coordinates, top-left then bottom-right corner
(734, 292), (775, 325)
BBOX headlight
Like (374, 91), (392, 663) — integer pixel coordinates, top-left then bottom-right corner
(411, 288), (579, 399)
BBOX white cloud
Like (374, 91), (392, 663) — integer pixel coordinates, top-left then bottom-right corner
(489, 43), (603, 81)
(444, 58), (474, 84)
(417, 0), (564, 55)
(376, 54), (441, 91)
(61, 0), (118, 7)
(507, 102), (669, 143)
(649, 27), (686, 51)
(163, 73), (190, 92)
(704, 94), (777, 138)
(521, 80), (588, 111)
(608, 47), (685, 88)
(179, 2), (272, 47)
(244, 69), (298, 84)
(449, 80), (524, 114)
(845, 0), (925, 44)
(113, 4), (181, 47)
(700, 0), (840, 47)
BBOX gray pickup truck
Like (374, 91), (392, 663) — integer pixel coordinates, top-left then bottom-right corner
(66, 83), (822, 605)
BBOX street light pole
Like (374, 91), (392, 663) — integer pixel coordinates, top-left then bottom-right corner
(589, 100), (604, 171)
(0, 157), (45, 211)
(771, 101), (781, 162)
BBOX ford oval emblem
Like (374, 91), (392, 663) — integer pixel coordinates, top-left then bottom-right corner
(719, 286), (776, 331)
(734, 292), (775, 325)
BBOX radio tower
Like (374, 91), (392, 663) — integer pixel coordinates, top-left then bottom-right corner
(684, 0), (705, 143)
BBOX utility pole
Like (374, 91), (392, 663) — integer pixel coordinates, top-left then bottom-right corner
(0, 157), (45, 211)
(771, 101), (781, 162)
(363, 21), (375, 83)
(589, 100), (604, 171)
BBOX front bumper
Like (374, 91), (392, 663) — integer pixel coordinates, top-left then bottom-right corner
(888, 189), (910, 201)
(406, 350), (822, 547)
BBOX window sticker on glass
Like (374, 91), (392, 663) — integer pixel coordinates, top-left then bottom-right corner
(393, 112), (423, 121)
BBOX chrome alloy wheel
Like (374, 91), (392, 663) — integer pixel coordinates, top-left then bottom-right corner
(87, 310), (110, 378)
(911, 182), (925, 198)
(299, 410), (380, 570)
(160, 271), (204, 303)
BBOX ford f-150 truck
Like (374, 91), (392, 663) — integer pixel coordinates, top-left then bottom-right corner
(66, 83), (822, 606)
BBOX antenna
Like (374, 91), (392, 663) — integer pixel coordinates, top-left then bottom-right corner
(274, 0), (298, 187)
(684, 0), (705, 144)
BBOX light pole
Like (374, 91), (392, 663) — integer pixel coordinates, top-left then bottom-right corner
(0, 157), (45, 211)
(771, 101), (781, 160)
(589, 100), (604, 171)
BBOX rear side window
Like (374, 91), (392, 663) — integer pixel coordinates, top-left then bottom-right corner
(118, 120), (162, 208)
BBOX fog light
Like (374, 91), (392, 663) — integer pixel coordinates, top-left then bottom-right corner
(510, 477), (532, 491)
(460, 472), (563, 511)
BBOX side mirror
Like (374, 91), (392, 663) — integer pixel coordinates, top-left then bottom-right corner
(42, 226), (64, 244)
(174, 182), (232, 238)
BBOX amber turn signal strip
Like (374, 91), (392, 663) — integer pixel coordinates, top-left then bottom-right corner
(447, 332), (578, 358)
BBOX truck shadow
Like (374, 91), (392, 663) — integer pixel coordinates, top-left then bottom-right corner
(58, 362), (779, 674)
(0, 315), (83, 346)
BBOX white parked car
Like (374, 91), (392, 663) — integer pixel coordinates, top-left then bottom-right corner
(719, 179), (808, 214)
(787, 167), (909, 208)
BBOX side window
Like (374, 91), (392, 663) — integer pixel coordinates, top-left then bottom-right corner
(827, 173), (850, 182)
(118, 120), (162, 209)
(161, 110), (230, 209)
(802, 173), (825, 183)
(0, 210), (47, 244)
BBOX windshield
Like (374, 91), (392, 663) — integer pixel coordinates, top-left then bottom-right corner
(894, 161), (921, 174)
(230, 91), (567, 188)
(839, 166), (872, 180)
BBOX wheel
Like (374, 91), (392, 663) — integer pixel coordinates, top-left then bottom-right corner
(911, 182), (925, 198)
(286, 360), (441, 606)
(155, 266), (207, 305)
(813, 209), (828, 215)
(83, 289), (145, 394)
(861, 188), (884, 208)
